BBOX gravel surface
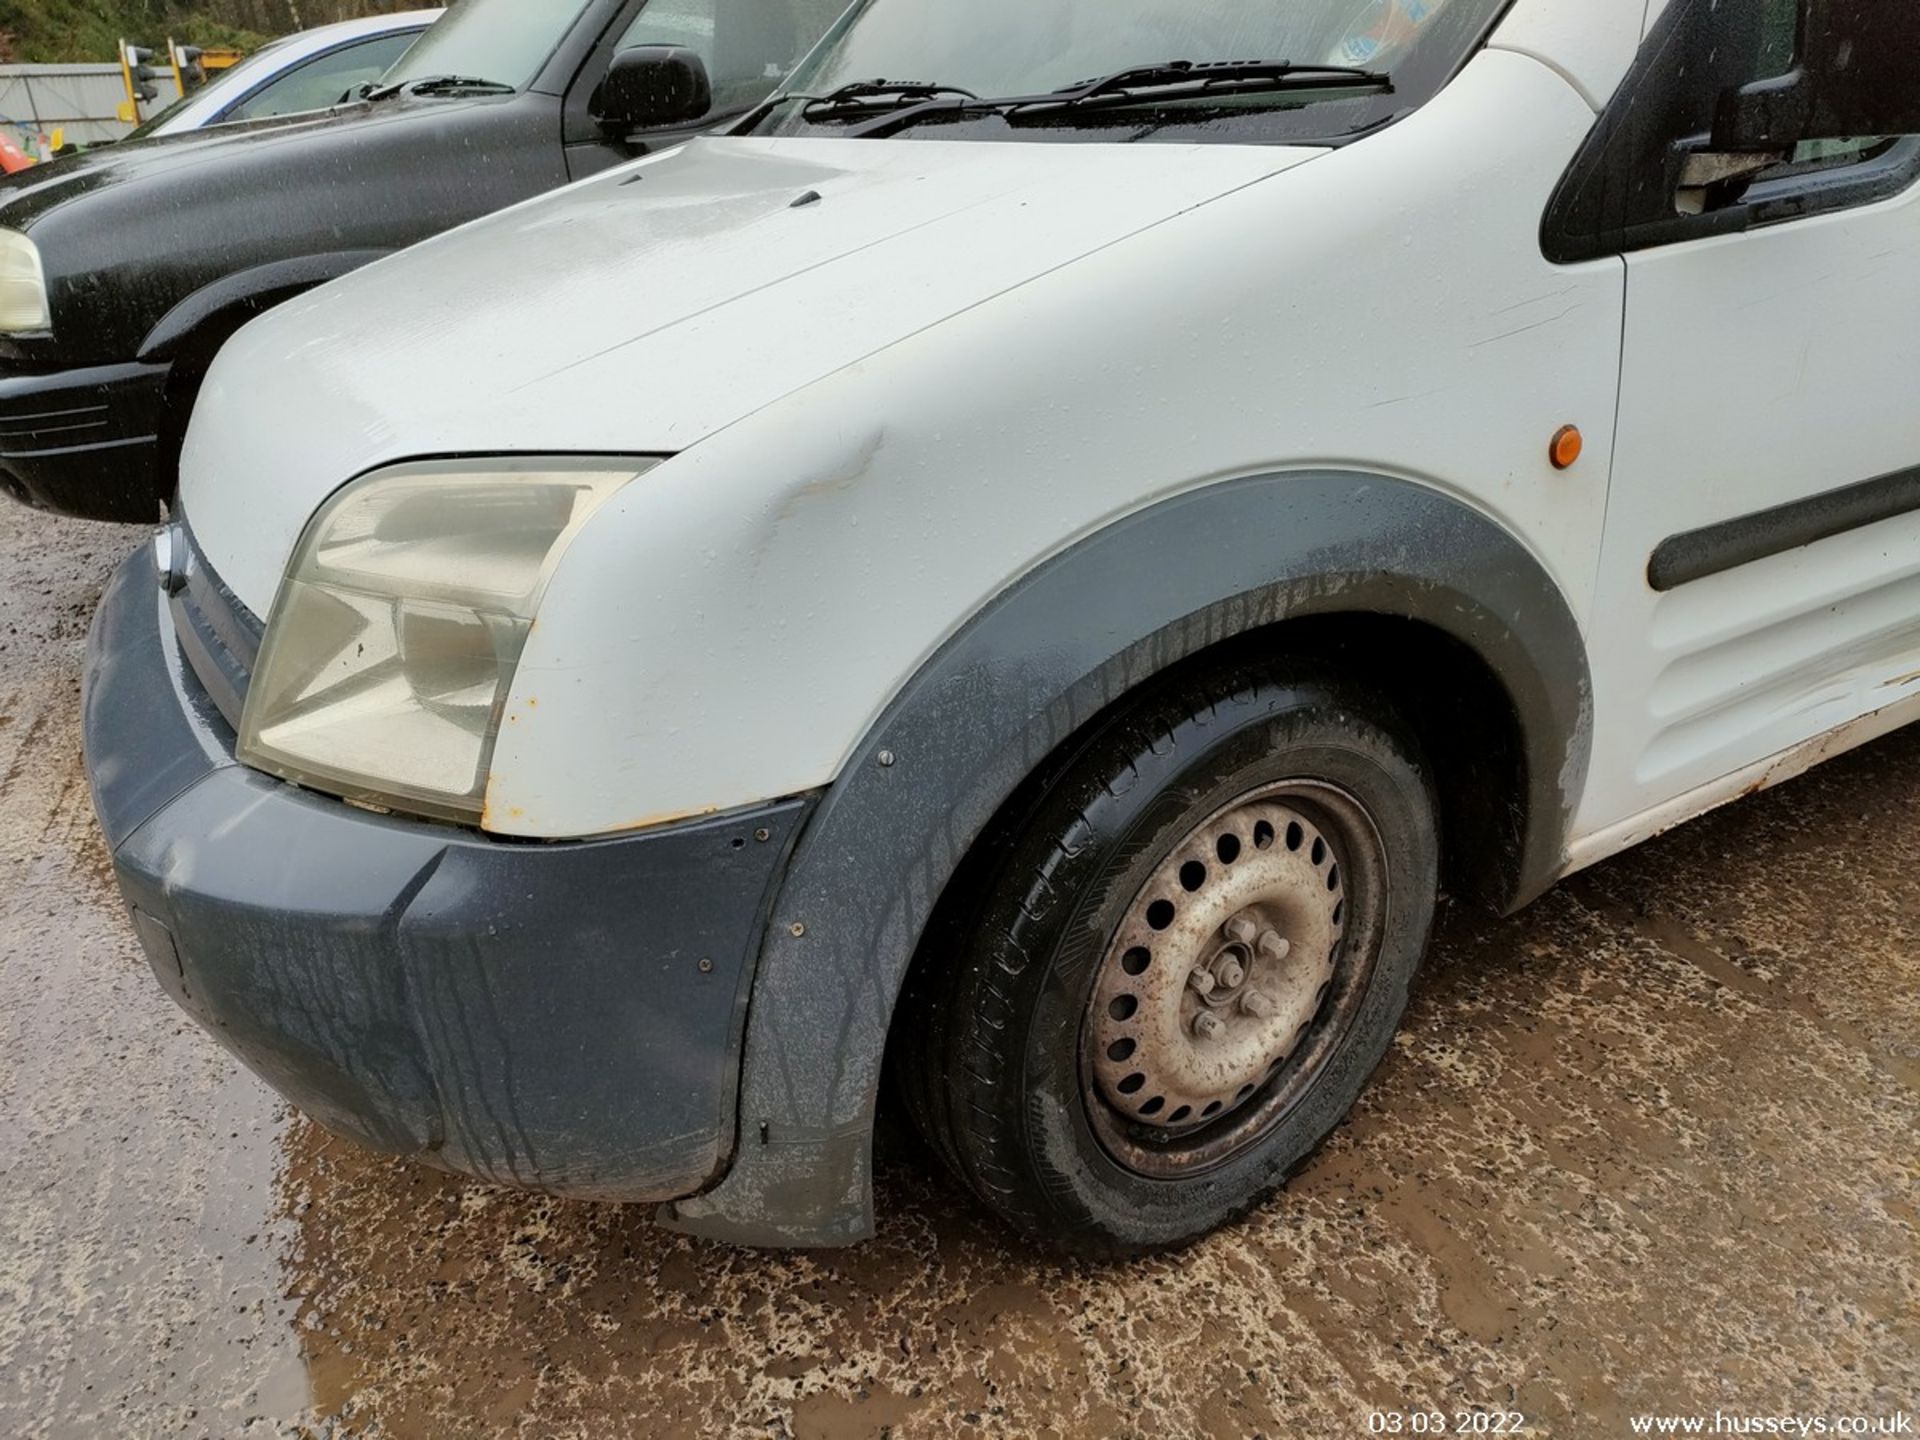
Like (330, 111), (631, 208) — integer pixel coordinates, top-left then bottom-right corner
(1, 503), (1914, 1438)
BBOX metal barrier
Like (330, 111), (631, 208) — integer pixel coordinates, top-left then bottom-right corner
(0, 63), (184, 146)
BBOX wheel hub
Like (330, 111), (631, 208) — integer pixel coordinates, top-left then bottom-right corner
(1088, 798), (1346, 1131)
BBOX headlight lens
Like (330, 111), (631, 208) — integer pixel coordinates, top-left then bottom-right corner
(0, 229), (49, 334)
(238, 457), (660, 824)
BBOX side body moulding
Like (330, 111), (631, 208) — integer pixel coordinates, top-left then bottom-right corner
(1648, 460), (1920, 592)
(661, 469), (1594, 1246)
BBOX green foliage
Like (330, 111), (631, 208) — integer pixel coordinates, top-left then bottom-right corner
(0, 0), (415, 63)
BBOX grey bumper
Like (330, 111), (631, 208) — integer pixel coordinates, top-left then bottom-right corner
(83, 546), (813, 1202)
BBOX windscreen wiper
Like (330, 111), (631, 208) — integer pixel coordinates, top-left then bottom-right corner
(1018, 60), (1391, 112)
(736, 78), (978, 133)
(834, 59), (1392, 138)
(365, 74), (516, 102)
(804, 79), (980, 116)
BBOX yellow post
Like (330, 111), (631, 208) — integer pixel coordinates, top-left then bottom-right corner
(169, 37), (187, 99)
(117, 38), (139, 109)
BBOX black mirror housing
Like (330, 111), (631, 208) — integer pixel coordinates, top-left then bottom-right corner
(591, 46), (713, 135)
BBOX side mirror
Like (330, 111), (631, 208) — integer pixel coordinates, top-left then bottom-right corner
(591, 46), (712, 136)
(1714, 0), (1920, 150)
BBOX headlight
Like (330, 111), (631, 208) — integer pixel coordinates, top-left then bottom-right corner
(0, 229), (49, 334)
(238, 457), (660, 824)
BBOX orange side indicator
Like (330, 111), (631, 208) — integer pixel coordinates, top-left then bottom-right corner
(1550, 424), (1584, 470)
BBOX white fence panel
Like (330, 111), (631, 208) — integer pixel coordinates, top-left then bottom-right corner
(0, 64), (185, 145)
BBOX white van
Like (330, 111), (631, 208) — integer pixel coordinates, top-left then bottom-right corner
(84, 0), (1920, 1253)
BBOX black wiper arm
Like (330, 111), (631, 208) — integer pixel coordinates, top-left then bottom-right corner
(365, 74), (515, 102)
(1015, 59), (1392, 113)
(734, 78), (978, 136)
(832, 60), (1391, 139)
(808, 79), (979, 112)
(404, 75), (517, 97)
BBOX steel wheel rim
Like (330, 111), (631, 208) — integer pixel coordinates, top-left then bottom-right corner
(1079, 778), (1389, 1180)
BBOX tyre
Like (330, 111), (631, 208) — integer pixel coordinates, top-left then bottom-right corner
(899, 660), (1439, 1254)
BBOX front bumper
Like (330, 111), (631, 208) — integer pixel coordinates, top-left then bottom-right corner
(0, 361), (170, 522)
(83, 545), (813, 1201)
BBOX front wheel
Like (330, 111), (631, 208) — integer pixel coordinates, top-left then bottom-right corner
(900, 662), (1439, 1254)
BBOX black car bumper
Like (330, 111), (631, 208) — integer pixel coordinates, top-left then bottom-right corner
(83, 545), (813, 1201)
(0, 361), (170, 522)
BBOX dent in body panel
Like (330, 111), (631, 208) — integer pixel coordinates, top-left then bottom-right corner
(492, 53), (1620, 842)
(768, 426), (888, 528)
(184, 139), (1319, 613)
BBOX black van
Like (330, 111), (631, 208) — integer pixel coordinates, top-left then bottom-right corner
(0, 0), (838, 522)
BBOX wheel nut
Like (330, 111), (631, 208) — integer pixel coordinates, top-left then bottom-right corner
(1187, 967), (1216, 997)
(1193, 1011), (1228, 1041)
(1215, 957), (1246, 989)
(1259, 930), (1291, 962)
(1225, 916), (1258, 945)
(1240, 989), (1277, 1020)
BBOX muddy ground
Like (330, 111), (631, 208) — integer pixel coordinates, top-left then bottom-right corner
(0, 502), (1914, 1439)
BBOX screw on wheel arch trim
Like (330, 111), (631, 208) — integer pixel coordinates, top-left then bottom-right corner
(1080, 780), (1388, 1180)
